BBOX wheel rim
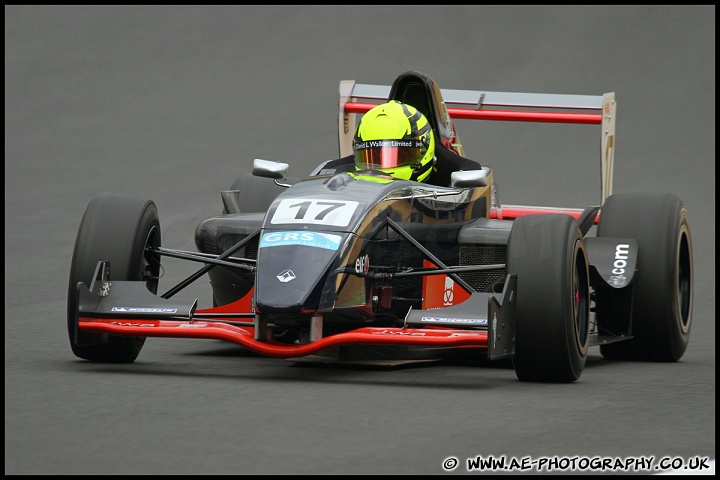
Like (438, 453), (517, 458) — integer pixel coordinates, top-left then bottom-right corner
(676, 226), (692, 334)
(140, 224), (161, 294)
(573, 243), (589, 349)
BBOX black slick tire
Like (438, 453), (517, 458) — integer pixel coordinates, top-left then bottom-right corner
(507, 214), (590, 383)
(596, 193), (692, 361)
(67, 193), (161, 363)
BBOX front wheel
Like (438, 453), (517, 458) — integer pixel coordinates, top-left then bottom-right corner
(507, 214), (590, 383)
(67, 193), (161, 362)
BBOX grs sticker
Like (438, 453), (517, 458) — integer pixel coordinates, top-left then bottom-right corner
(259, 231), (342, 251)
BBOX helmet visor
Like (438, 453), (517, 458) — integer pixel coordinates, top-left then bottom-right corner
(353, 139), (427, 170)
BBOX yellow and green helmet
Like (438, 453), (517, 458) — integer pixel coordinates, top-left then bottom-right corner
(352, 101), (436, 182)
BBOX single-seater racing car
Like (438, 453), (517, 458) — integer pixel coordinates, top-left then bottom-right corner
(67, 71), (693, 382)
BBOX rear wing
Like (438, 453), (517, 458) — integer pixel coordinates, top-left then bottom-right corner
(338, 80), (616, 203)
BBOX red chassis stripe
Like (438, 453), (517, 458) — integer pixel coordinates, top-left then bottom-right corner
(489, 205), (600, 223)
(78, 318), (488, 358)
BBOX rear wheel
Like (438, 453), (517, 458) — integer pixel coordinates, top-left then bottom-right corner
(67, 193), (161, 362)
(507, 215), (590, 382)
(596, 193), (692, 361)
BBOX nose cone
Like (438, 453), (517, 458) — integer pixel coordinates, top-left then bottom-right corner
(254, 231), (343, 313)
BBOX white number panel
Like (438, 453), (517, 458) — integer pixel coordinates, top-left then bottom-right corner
(270, 199), (359, 227)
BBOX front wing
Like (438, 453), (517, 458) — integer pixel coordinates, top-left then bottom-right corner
(74, 262), (517, 361)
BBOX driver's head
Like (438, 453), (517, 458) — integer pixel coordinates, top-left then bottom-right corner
(352, 101), (435, 182)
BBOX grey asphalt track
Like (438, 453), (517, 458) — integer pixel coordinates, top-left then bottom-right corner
(5, 5), (715, 475)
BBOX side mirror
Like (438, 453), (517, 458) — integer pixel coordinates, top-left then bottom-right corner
(252, 158), (289, 180)
(450, 169), (488, 188)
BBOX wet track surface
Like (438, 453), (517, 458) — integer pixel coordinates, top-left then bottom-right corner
(5, 6), (715, 475)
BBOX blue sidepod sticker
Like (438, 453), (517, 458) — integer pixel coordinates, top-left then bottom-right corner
(259, 231), (342, 251)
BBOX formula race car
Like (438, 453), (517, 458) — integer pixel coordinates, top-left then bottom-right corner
(68, 71), (693, 382)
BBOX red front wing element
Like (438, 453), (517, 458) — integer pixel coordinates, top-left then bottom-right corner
(77, 317), (488, 358)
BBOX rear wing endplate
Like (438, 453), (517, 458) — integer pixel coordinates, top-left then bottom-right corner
(339, 80), (616, 203)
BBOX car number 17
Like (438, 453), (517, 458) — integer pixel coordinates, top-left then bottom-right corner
(270, 199), (359, 226)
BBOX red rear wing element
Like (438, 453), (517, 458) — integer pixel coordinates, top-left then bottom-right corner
(339, 81), (616, 203)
